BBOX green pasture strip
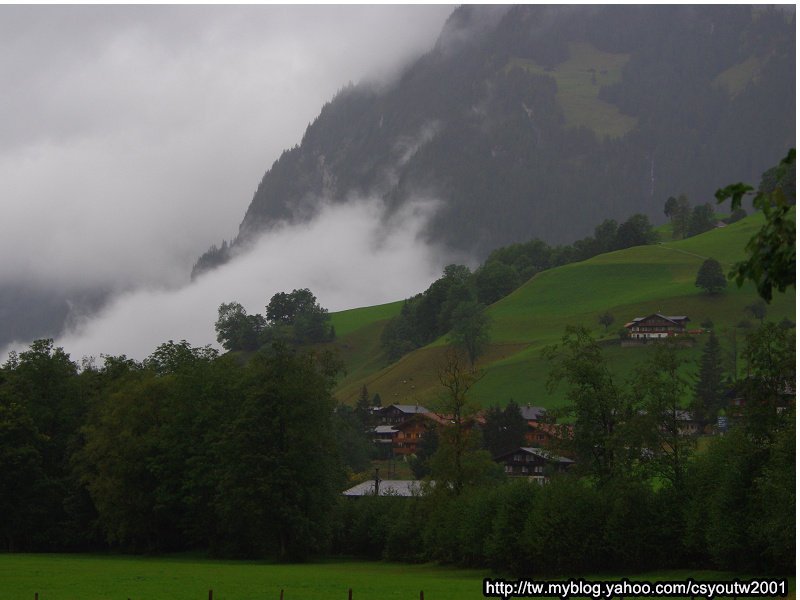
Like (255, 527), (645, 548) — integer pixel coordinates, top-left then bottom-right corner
(330, 300), (403, 338)
(0, 555), (791, 600)
(0, 554), (486, 600)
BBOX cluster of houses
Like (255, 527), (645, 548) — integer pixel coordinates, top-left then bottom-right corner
(371, 403), (568, 462)
(343, 311), (793, 497)
(344, 402), (575, 496)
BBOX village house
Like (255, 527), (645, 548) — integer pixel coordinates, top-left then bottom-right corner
(624, 313), (690, 339)
(392, 412), (447, 456)
(493, 447), (574, 483)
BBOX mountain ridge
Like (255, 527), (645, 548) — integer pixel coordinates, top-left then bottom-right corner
(193, 4), (795, 277)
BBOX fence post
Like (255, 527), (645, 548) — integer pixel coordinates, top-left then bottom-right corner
(280, 589), (284, 600)
(348, 588), (353, 600)
(420, 591), (424, 600)
(35, 594), (38, 600)
(208, 589), (213, 600)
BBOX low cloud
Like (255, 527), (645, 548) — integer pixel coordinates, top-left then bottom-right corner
(0, 5), (452, 292)
(45, 197), (447, 361)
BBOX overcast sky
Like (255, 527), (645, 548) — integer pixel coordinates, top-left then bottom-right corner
(0, 5), (454, 359)
(0, 5), (452, 289)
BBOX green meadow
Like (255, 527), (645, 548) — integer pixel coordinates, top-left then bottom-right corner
(0, 555), (792, 600)
(0, 554), (486, 600)
(329, 212), (794, 408)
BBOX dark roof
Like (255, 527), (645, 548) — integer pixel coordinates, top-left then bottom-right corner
(626, 313), (690, 328)
(493, 446), (574, 464)
(382, 404), (430, 415)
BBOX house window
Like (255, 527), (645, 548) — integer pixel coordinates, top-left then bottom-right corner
(521, 466), (529, 474)
(504, 465), (512, 473)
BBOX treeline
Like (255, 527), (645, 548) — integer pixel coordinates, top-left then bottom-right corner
(664, 194), (745, 239)
(339, 324), (795, 575)
(0, 338), (357, 559)
(381, 213), (658, 361)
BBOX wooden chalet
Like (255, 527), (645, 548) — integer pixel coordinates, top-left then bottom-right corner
(493, 447), (574, 482)
(624, 313), (690, 340)
(392, 412), (447, 456)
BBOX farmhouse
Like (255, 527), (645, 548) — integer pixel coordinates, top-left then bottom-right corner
(493, 447), (574, 483)
(392, 412), (448, 456)
(624, 313), (690, 339)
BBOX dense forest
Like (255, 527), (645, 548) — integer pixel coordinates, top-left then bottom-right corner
(195, 5), (795, 276)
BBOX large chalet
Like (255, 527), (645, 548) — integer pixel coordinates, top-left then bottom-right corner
(624, 313), (690, 339)
(493, 447), (574, 483)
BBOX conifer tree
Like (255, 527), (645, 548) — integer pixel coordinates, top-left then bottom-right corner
(693, 332), (726, 425)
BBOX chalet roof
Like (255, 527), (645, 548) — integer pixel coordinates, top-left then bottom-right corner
(383, 404), (430, 415)
(342, 479), (423, 497)
(494, 446), (574, 464)
(395, 412), (448, 429)
(626, 313), (690, 328)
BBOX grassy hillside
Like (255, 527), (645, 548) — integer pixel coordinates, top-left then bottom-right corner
(330, 213), (794, 410)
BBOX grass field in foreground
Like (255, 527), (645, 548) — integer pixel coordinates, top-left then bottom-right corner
(0, 555), (793, 600)
(1, 554), (486, 600)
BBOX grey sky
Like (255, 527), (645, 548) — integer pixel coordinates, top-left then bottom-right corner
(0, 5), (452, 290)
(0, 5), (454, 359)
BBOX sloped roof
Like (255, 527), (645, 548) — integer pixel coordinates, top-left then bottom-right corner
(494, 446), (574, 464)
(383, 404), (430, 414)
(626, 313), (690, 327)
(395, 412), (449, 429)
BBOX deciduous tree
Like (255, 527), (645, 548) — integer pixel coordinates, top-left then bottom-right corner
(695, 258), (727, 294)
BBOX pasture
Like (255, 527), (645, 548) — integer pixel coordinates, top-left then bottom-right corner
(1, 555), (792, 600)
(0, 554), (486, 600)
(329, 212), (794, 408)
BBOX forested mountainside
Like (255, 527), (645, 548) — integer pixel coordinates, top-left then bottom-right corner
(194, 5), (795, 276)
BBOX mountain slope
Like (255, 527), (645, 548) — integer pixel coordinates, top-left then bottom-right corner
(328, 213), (795, 409)
(195, 5), (795, 274)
